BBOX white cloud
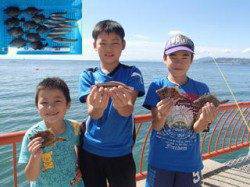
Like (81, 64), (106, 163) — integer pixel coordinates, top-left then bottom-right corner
(168, 30), (182, 36)
(242, 48), (250, 53)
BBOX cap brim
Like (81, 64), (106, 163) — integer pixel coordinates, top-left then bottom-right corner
(165, 46), (194, 55)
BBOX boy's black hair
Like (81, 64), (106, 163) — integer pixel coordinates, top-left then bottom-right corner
(35, 77), (71, 106)
(92, 19), (125, 40)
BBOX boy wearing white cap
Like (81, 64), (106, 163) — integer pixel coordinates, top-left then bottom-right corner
(143, 34), (218, 186)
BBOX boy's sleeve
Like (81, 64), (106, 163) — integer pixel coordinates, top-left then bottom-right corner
(127, 67), (145, 97)
(18, 131), (32, 164)
(78, 71), (94, 103)
(143, 82), (160, 110)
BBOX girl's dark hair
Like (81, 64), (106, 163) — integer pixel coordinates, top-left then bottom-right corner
(92, 19), (125, 40)
(35, 77), (71, 106)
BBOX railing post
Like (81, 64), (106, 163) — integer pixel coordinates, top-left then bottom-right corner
(13, 143), (18, 187)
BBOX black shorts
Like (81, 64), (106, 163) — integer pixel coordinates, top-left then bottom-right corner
(146, 165), (202, 187)
(78, 148), (136, 187)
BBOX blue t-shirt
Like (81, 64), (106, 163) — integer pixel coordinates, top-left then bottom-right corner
(78, 63), (145, 157)
(143, 77), (209, 172)
(18, 119), (84, 187)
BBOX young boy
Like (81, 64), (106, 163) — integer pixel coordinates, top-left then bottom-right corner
(18, 77), (83, 186)
(143, 34), (218, 187)
(78, 20), (145, 187)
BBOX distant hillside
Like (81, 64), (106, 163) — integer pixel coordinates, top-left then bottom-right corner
(195, 57), (250, 64)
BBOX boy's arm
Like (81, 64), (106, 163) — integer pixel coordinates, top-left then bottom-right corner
(110, 86), (138, 117)
(24, 137), (43, 181)
(193, 102), (218, 133)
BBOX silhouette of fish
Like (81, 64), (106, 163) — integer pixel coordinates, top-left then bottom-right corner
(4, 6), (21, 17)
(10, 37), (26, 48)
(31, 14), (46, 23)
(8, 27), (25, 37)
(52, 37), (77, 43)
(23, 21), (39, 30)
(4, 17), (25, 28)
(31, 41), (48, 50)
(26, 33), (43, 42)
(23, 7), (42, 15)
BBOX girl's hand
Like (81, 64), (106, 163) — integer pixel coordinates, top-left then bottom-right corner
(28, 137), (43, 159)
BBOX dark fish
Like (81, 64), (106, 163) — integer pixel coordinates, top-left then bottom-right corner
(50, 27), (72, 31)
(31, 41), (48, 50)
(23, 7), (42, 15)
(48, 29), (71, 35)
(43, 22), (59, 28)
(23, 21), (38, 30)
(4, 17), (25, 28)
(26, 33), (42, 42)
(46, 19), (69, 25)
(9, 37), (26, 48)
(95, 81), (127, 88)
(52, 37), (77, 43)
(4, 6), (21, 17)
(47, 34), (65, 39)
(36, 25), (49, 34)
(192, 94), (229, 110)
(30, 129), (66, 148)
(50, 16), (77, 22)
(58, 23), (77, 28)
(50, 12), (67, 17)
(7, 27), (25, 37)
(31, 14), (46, 23)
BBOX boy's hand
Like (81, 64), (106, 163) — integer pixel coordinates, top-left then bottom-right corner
(109, 85), (137, 117)
(28, 137), (43, 159)
(193, 102), (218, 132)
(110, 86), (133, 109)
(156, 98), (179, 119)
(87, 86), (110, 119)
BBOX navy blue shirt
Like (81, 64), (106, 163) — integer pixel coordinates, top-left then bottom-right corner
(79, 63), (145, 157)
(143, 77), (209, 172)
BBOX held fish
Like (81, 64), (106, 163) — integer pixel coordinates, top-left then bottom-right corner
(31, 41), (48, 50)
(23, 7), (42, 15)
(26, 33), (43, 42)
(4, 17), (25, 28)
(29, 129), (66, 148)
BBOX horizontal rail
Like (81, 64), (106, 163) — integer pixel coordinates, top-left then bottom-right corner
(0, 102), (249, 185)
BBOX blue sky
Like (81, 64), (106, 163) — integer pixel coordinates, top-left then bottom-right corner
(2, 0), (250, 61)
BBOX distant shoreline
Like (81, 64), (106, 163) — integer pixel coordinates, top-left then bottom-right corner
(195, 57), (250, 64)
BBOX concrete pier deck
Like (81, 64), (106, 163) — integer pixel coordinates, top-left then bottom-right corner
(137, 157), (249, 187)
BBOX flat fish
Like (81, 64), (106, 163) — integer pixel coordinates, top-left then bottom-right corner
(156, 86), (186, 100)
(24, 21), (38, 30)
(58, 23), (77, 28)
(47, 33), (65, 39)
(29, 129), (66, 148)
(26, 33), (42, 42)
(4, 17), (24, 28)
(36, 25), (49, 34)
(192, 94), (229, 110)
(31, 14), (46, 23)
(8, 27), (25, 37)
(23, 7), (42, 15)
(4, 6), (21, 17)
(52, 37), (77, 43)
(31, 41), (48, 50)
(10, 37), (26, 48)
(95, 81), (127, 88)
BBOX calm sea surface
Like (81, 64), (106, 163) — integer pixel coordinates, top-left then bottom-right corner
(0, 60), (249, 186)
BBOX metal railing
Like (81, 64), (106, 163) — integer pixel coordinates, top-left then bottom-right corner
(0, 102), (249, 186)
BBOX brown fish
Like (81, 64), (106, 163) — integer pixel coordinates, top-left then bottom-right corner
(192, 94), (229, 110)
(30, 129), (66, 148)
(4, 6), (21, 17)
(95, 81), (127, 88)
(156, 86), (185, 100)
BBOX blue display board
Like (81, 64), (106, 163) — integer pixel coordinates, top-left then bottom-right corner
(0, 0), (82, 55)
